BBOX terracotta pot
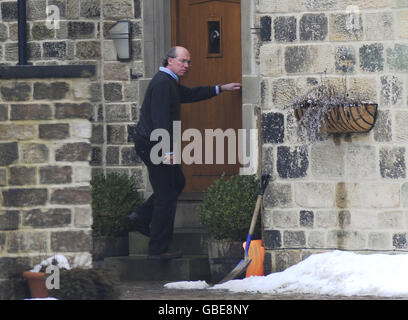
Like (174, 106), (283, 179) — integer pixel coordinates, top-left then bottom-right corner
(22, 271), (49, 298)
(242, 239), (265, 277)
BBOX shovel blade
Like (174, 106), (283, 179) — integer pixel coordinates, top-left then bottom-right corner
(217, 258), (252, 284)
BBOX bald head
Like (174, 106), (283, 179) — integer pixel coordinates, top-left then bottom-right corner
(162, 46), (191, 77)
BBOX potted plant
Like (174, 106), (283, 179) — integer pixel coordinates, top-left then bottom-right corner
(22, 254), (120, 300)
(91, 172), (143, 263)
(199, 173), (263, 282)
(284, 80), (378, 143)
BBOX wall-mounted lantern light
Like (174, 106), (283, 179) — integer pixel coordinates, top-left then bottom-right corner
(108, 21), (132, 61)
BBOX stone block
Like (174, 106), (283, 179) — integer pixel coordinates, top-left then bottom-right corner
(9, 167), (36, 186)
(43, 42), (67, 59)
(329, 13), (363, 41)
(368, 232), (391, 250)
(80, 0), (101, 18)
(0, 211), (19, 231)
(21, 143), (49, 163)
(106, 146), (119, 165)
(74, 167), (91, 183)
(346, 145), (377, 179)
(0, 142), (18, 166)
(283, 231), (306, 247)
(2, 188), (48, 207)
(295, 183), (334, 208)
(311, 142), (345, 178)
(106, 104), (130, 122)
(350, 210), (377, 229)
(73, 206), (92, 227)
(90, 147), (102, 166)
(33, 82), (70, 100)
(123, 81), (139, 102)
(308, 231), (325, 248)
(378, 211), (403, 229)
(75, 41), (100, 59)
(300, 210), (314, 227)
(274, 16), (296, 42)
(51, 230), (92, 252)
(397, 10), (408, 39)
(299, 13), (328, 41)
(275, 250), (300, 272)
(261, 112), (284, 143)
(374, 110), (392, 142)
(1, 2), (17, 21)
(315, 210), (337, 228)
(402, 182), (408, 207)
(327, 230), (366, 250)
(7, 231), (48, 253)
(359, 43), (384, 72)
(67, 21), (95, 38)
(107, 125), (126, 144)
(39, 123), (70, 140)
(55, 102), (93, 119)
(260, 16), (271, 41)
(347, 77), (377, 102)
(103, 63), (129, 81)
(121, 147), (141, 165)
(0, 169), (6, 186)
(0, 124), (37, 141)
(269, 210), (298, 228)
(10, 104), (52, 120)
(91, 124), (104, 144)
(379, 146), (406, 179)
(264, 183), (293, 208)
(50, 186), (92, 205)
(263, 230), (281, 249)
(0, 83), (31, 101)
(39, 166), (72, 184)
(103, 0), (134, 20)
(380, 75), (403, 106)
(27, 0), (47, 20)
(365, 12), (394, 40)
(284, 45), (333, 74)
(395, 111), (408, 142)
(0, 105), (8, 121)
(23, 208), (71, 228)
(277, 146), (308, 178)
(31, 22), (55, 40)
(71, 121), (92, 139)
(55, 142), (91, 161)
(104, 83), (123, 102)
(393, 233), (407, 249)
(260, 45), (284, 76)
(387, 44), (408, 72)
(335, 182), (400, 209)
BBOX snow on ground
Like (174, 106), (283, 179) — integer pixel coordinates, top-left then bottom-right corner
(30, 254), (70, 272)
(165, 250), (408, 297)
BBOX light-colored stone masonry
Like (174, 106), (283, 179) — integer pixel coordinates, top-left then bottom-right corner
(256, 0), (408, 272)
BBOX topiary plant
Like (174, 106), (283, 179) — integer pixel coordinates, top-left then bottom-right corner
(199, 173), (261, 242)
(91, 172), (143, 238)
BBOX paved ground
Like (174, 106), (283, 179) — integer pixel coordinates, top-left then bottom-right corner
(118, 281), (407, 300)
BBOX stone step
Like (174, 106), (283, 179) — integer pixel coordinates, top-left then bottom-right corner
(129, 230), (209, 256)
(103, 255), (211, 281)
(174, 201), (203, 229)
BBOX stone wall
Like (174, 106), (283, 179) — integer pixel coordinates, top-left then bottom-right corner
(0, 0), (144, 298)
(256, 0), (408, 272)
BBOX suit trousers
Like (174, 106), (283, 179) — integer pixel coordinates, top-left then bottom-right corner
(134, 134), (185, 255)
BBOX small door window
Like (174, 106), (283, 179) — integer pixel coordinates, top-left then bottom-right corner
(207, 18), (222, 57)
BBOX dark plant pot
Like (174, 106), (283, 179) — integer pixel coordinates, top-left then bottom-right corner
(207, 239), (245, 283)
(294, 103), (378, 134)
(92, 235), (129, 262)
(22, 271), (49, 299)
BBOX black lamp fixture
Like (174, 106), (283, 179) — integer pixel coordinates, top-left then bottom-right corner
(108, 21), (132, 62)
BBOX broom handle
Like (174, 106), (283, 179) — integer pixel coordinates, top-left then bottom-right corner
(249, 195), (262, 236)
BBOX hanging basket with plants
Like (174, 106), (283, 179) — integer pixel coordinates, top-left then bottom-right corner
(285, 81), (378, 143)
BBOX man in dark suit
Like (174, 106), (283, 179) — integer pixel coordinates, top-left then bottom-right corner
(130, 46), (241, 260)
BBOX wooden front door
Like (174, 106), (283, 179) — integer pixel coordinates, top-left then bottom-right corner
(171, 0), (242, 195)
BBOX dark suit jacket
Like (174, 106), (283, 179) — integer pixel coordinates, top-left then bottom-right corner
(135, 71), (217, 151)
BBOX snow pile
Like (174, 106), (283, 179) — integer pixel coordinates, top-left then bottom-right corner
(165, 251), (408, 297)
(164, 281), (210, 290)
(30, 254), (70, 272)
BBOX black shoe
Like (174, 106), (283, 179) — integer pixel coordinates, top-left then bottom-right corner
(148, 251), (182, 261)
(128, 210), (150, 237)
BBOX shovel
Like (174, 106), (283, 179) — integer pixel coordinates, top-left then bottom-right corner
(218, 173), (271, 284)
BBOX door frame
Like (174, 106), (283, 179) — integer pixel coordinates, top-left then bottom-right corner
(140, 0), (260, 197)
